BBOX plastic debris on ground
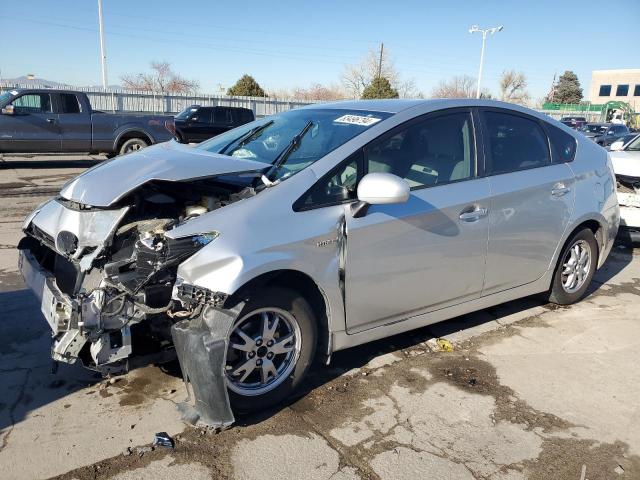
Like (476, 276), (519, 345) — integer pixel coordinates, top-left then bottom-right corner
(153, 432), (175, 449)
(436, 338), (454, 352)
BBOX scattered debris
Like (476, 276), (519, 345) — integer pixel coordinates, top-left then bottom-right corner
(436, 338), (454, 352)
(136, 446), (153, 457)
(615, 464), (625, 474)
(468, 378), (477, 386)
(121, 447), (132, 457)
(153, 432), (175, 449)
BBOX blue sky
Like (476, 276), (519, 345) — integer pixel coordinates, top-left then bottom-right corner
(1, 0), (638, 100)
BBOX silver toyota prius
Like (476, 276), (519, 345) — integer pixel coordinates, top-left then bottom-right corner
(18, 99), (619, 426)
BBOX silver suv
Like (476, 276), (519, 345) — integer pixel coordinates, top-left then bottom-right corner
(19, 99), (619, 426)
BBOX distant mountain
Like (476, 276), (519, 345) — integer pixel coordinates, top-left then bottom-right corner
(1, 76), (71, 87)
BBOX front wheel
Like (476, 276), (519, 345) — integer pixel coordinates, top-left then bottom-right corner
(119, 138), (148, 155)
(225, 287), (317, 414)
(548, 228), (598, 305)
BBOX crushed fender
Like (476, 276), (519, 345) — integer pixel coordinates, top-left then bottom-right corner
(171, 303), (241, 428)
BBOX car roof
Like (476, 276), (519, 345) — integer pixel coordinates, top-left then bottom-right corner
(299, 98), (553, 115)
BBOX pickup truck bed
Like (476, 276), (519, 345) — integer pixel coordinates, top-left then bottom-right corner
(0, 89), (175, 156)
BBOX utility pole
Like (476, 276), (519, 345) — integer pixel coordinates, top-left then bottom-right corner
(377, 42), (384, 79)
(469, 25), (503, 99)
(97, 0), (108, 90)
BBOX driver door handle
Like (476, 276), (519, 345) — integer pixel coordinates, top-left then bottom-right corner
(46, 118), (57, 124)
(551, 183), (571, 197)
(459, 207), (488, 222)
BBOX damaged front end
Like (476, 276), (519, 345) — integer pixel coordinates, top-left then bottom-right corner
(19, 150), (268, 426)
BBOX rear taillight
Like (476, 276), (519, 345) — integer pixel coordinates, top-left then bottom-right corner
(165, 120), (176, 135)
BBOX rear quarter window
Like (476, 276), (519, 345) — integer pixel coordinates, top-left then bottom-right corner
(546, 124), (577, 163)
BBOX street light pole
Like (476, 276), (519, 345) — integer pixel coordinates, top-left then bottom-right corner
(97, 0), (108, 90)
(469, 25), (503, 99)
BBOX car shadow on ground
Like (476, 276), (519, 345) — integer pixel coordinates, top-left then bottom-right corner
(0, 240), (635, 432)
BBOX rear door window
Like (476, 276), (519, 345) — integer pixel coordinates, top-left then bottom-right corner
(482, 110), (550, 175)
(60, 93), (81, 113)
(214, 107), (234, 125)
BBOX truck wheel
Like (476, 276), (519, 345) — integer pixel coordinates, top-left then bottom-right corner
(225, 287), (317, 414)
(119, 138), (148, 155)
(174, 132), (185, 143)
(548, 228), (598, 305)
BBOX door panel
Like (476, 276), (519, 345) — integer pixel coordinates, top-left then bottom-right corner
(479, 108), (575, 295)
(483, 163), (574, 295)
(345, 178), (490, 333)
(57, 93), (92, 151)
(1, 93), (60, 152)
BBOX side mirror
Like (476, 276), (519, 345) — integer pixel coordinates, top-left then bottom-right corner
(609, 141), (624, 151)
(1, 105), (15, 115)
(352, 172), (410, 218)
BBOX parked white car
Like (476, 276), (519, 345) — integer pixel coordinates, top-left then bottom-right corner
(610, 133), (640, 232)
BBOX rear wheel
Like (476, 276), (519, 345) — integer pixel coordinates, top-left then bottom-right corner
(119, 138), (148, 155)
(225, 287), (317, 413)
(548, 228), (598, 305)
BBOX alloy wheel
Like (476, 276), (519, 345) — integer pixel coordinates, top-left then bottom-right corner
(561, 239), (591, 294)
(225, 307), (301, 396)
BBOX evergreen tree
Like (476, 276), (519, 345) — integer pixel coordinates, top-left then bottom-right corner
(227, 75), (266, 97)
(548, 71), (583, 104)
(361, 77), (399, 99)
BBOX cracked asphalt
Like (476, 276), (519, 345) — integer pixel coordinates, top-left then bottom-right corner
(0, 155), (639, 480)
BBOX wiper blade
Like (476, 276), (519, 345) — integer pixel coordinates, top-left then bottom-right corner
(270, 120), (314, 172)
(219, 120), (274, 155)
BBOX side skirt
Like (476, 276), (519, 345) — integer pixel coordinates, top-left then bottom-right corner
(330, 270), (553, 352)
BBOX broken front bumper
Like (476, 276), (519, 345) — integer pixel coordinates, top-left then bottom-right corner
(618, 191), (640, 229)
(18, 248), (87, 363)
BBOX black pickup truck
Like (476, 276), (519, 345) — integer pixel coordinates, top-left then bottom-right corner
(0, 89), (175, 156)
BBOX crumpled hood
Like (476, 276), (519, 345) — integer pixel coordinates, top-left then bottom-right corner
(60, 141), (268, 207)
(611, 150), (640, 179)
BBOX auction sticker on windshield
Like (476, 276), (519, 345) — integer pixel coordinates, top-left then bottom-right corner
(334, 115), (382, 126)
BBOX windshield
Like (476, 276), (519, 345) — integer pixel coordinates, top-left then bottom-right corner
(626, 135), (640, 152)
(197, 108), (392, 181)
(0, 91), (14, 106)
(175, 106), (198, 120)
(581, 124), (607, 133)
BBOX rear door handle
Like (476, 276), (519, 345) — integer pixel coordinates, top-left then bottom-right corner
(551, 183), (570, 197)
(46, 118), (57, 124)
(459, 207), (488, 222)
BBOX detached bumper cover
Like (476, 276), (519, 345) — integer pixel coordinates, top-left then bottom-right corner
(171, 304), (240, 428)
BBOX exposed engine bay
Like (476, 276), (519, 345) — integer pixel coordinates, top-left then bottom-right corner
(20, 175), (258, 375)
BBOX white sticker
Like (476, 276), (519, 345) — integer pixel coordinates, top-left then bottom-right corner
(334, 115), (381, 127)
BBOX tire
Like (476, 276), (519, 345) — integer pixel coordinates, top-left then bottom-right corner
(548, 228), (598, 305)
(119, 138), (148, 156)
(226, 287), (317, 414)
(174, 131), (185, 143)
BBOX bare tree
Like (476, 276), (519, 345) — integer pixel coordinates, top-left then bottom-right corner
(431, 75), (477, 98)
(121, 61), (199, 94)
(500, 70), (530, 105)
(342, 48), (419, 99)
(291, 83), (345, 101)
